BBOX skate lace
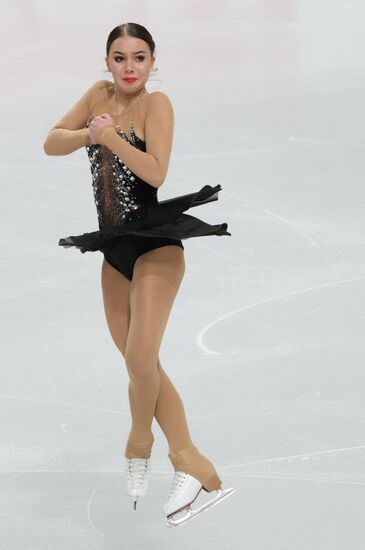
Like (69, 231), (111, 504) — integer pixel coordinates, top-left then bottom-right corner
(168, 471), (188, 499)
(126, 458), (149, 487)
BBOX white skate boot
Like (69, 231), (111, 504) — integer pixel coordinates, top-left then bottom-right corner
(164, 471), (236, 527)
(125, 457), (151, 510)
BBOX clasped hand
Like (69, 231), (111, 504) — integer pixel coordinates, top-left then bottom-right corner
(87, 113), (119, 145)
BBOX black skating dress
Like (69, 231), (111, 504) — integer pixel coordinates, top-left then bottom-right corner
(58, 114), (231, 281)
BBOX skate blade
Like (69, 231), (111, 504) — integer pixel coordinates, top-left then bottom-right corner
(166, 487), (236, 528)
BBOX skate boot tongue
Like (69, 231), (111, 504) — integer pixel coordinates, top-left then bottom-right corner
(168, 445), (222, 492)
(125, 457), (151, 510)
(168, 471), (189, 499)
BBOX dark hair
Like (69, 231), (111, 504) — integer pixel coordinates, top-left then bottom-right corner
(106, 22), (155, 59)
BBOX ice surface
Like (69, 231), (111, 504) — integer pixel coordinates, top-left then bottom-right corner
(0, 1), (364, 548)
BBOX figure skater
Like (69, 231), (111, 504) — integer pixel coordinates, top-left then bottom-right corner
(43, 21), (235, 528)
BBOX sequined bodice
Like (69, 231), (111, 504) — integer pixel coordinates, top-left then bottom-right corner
(85, 118), (158, 229)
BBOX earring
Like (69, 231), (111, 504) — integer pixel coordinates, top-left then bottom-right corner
(147, 67), (163, 91)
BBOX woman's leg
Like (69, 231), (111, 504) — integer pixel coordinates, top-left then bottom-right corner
(101, 254), (192, 454)
(123, 245), (185, 459)
(155, 359), (194, 454)
(101, 257), (131, 355)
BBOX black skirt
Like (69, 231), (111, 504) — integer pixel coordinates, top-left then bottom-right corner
(58, 184), (231, 254)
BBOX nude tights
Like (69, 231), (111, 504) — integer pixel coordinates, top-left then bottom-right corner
(124, 358), (194, 459)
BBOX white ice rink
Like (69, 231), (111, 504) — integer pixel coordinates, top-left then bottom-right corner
(1, 1), (364, 548)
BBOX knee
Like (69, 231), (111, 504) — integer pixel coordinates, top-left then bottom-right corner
(124, 348), (157, 381)
(113, 338), (127, 358)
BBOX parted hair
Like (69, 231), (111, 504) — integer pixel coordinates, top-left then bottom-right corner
(106, 22), (156, 58)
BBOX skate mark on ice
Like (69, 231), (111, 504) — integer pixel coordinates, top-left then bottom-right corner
(0, 469), (122, 474)
(87, 487), (105, 538)
(219, 444), (365, 470)
(196, 274), (365, 354)
(0, 511), (99, 549)
(194, 240), (243, 268)
(219, 445), (365, 486)
(262, 413), (306, 445)
(300, 304), (333, 317)
(0, 394), (128, 416)
(230, 473), (365, 486)
(285, 404), (365, 425)
(0, 266), (95, 302)
(225, 192), (352, 264)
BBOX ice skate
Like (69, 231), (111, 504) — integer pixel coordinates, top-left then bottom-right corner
(164, 445), (236, 527)
(125, 457), (151, 510)
(124, 432), (154, 510)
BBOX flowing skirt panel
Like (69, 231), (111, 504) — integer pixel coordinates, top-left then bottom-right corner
(58, 184), (231, 254)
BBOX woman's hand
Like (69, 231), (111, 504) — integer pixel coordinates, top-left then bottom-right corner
(87, 113), (117, 145)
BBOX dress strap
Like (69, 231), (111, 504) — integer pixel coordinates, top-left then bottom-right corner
(86, 113), (94, 127)
(116, 92), (147, 141)
(123, 112), (136, 143)
(126, 92), (147, 139)
(129, 113), (136, 133)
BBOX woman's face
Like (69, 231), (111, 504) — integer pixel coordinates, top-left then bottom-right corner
(106, 35), (154, 94)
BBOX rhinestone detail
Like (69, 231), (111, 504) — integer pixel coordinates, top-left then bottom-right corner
(85, 120), (157, 229)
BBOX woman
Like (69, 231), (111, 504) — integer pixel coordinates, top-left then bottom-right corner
(43, 22), (235, 528)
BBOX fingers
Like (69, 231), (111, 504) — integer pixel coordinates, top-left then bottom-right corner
(95, 123), (115, 140)
(87, 113), (115, 145)
(91, 115), (114, 128)
(92, 113), (112, 121)
(100, 113), (114, 121)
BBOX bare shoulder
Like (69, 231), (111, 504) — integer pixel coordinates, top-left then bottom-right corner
(146, 91), (173, 112)
(88, 79), (114, 108)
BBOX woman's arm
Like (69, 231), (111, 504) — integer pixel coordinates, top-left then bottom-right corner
(43, 80), (106, 156)
(98, 91), (174, 189)
(43, 128), (90, 156)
